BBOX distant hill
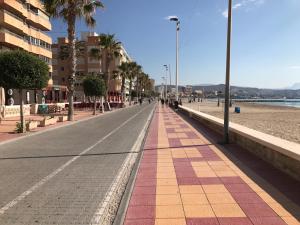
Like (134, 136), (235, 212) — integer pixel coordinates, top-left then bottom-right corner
(288, 83), (300, 90)
(155, 84), (300, 99)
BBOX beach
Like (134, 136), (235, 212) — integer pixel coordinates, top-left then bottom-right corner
(183, 100), (300, 144)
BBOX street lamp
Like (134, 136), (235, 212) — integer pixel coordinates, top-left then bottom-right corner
(162, 76), (167, 100)
(169, 16), (180, 101)
(224, 0), (232, 144)
(163, 65), (168, 98)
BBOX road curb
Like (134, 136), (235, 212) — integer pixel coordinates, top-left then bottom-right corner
(90, 104), (156, 225)
(0, 104), (139, 147)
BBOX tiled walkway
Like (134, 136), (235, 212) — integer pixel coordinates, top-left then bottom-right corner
(123, 105), (300, 225)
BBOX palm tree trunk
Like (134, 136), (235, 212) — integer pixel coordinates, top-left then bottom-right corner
(93, 96), (96, 115)
(19, 89), (25, 133)
(67, 5), (76, 121)
(105, 58), (111, 111)
(121, 76), (125, 104)
(129, 80), (132, 106)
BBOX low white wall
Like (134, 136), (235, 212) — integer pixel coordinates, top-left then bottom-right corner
(3, 105), (30, 118)
(179, 105), (300, 181)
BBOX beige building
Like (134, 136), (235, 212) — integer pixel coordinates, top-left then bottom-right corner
(52, 32), (131, 102)
(0, 0), (53, 105)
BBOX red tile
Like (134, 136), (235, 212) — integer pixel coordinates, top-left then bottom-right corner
(225, 184), (254, 193)
(133, 186), (156, 195)
(231, 192), (264, 203)
(135, 178), (156, 187)
(220, 177), (245, 184)
(199, 177), (222, 185)
(177, 177), (200, 185)
(126, 206), (155, 219)
(186, 218), (220, 225)
(129, 194), (156, 206)
(218, 217), (253, 225)
(250, 217), (287, 225)
(124, 219), (155, 225)
(239, 203), (278, 217)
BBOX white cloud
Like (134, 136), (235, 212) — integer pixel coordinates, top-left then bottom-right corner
(221, 0), (265, 18)
(288, 66), (300, 69)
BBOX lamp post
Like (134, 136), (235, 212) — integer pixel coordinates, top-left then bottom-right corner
(162, 76), (167, 100)
(224, 0), (232, 144)
(163, 65), (168, 99)
(169, 16), (180, 101)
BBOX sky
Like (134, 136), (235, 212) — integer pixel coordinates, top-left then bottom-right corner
(49, 0), (300, 89)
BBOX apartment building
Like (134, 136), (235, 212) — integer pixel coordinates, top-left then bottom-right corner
(52, 32), (132, 102)
(0, 0), (53, 105)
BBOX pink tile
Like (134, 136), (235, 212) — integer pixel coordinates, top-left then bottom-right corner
(186, 218), (220, 225)
(218, 217), (253, 225)
(126, 206), (155, 219)
(250, 217), (287, 225)
(225, 184), (254, 193)
(124, 219), (154, 225)
(231, 192), (264, 204)
(129, 194), (156, 206)
(220, 177), (245, 184)
(133, 186), (156, 195)
(177, 177), (200, 185)
(239, 203), (278, 217)
(199, 177), (222, 185)
(135, 178), (156, 187)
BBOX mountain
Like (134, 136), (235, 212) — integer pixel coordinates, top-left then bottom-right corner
(155, 84), (300, 99)
(288, 83), (300, 90)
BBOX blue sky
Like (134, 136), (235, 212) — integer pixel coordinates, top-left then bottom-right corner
(49, 0), (300, 89)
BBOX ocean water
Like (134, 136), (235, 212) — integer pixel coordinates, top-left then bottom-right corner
(254, 101), (300, 108)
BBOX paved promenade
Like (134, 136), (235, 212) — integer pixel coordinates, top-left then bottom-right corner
(123, 105), (300, 225)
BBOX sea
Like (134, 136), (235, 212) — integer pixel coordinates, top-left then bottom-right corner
(254, 100), (300, 108)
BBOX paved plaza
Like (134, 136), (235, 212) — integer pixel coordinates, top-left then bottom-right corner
(123, 105), (300, 225)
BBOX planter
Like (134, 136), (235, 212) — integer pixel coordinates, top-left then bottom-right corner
(39, 117), (57, 127)
(58, 116), (68, 122)
(26, 121), (38, 131)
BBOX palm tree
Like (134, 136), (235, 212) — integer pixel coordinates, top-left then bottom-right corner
(115, 62), (130, 104)
(44, 0), (104, 121)
(90, 34), (121, 109)
(128, 62), (142, 105)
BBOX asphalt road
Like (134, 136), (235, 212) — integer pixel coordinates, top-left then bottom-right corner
(0, 103), (155, 225)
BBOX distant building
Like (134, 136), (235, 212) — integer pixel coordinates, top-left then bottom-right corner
(149, 79), (155, 91)
(0, 0), (54, 106)
(52, 32), (132, 102)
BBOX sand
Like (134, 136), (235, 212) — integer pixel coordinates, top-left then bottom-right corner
(183, 100), (300, 144)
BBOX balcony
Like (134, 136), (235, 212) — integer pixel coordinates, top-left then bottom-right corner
(0, 29), (29, 50)
(28, 44), (52, 59)
(0, 9), (28, 34)
(0, 0), (27, 16)
(27, 27), (52, 44)
(26, 10), (51, 31)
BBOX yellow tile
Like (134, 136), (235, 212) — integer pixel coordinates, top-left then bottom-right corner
(202, 185), (229, 194)
(156, 194), (182, 205)
(155, 219), (186, 225)
(157, 158), (173, 163)
(281, 216), (300, 225)
(157, 173), (176, 179)
(208, 161), (227, 166)
(157, 162), (174, 167)
(211, 204), (246, 217)
(183, 204), (215, 218)
(156, 205), (185, 218)
(179, 185), (204, 194)
(177, 133), (188, 138)
(206, 193), (236, 204)
(210, 165), (232, 171)
(195, 170), (217, 178)
(181, 193), (209, 205)
(157, 178), (178, 186)
(268, 202), (300, 217)
(157, 167), (175, 173)
(167, 133), (178, 138)
(157, 185), (179, 195)
(191, 162), (210, 167)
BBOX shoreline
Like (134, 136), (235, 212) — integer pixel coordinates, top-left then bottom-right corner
(183, 100), (300, 144)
